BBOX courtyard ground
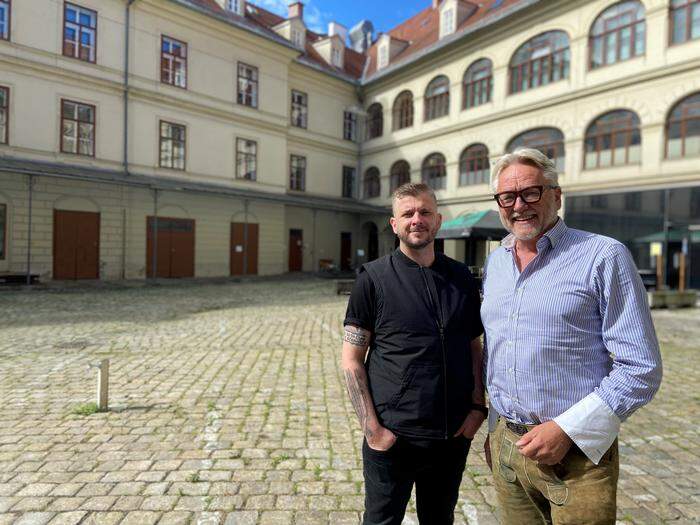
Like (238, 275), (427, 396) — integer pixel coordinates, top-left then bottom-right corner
(0, 277), (698, 525)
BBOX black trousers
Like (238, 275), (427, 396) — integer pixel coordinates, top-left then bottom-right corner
(362, 436), (471, 525)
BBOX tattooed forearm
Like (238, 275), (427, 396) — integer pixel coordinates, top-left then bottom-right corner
(344, 326), (369, 347)
(344, 368), (374, 438)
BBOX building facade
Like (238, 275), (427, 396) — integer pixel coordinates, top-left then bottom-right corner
(0, 0), (698, 287)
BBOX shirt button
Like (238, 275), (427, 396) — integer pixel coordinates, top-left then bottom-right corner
(508, 368), (514, 374)
(507, 341), (514, 347)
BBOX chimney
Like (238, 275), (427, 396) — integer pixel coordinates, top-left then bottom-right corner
(432, 0), (440, 8)
(288, 1), (303, 19)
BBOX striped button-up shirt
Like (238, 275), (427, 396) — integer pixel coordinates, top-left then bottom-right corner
(482, 219), (662, 463)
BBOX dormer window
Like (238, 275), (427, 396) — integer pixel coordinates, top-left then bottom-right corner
(442, 8), (455, 35)
(291, 28), (304, 48)
(226, 0), (245, 16)
(332, 47), (342, 67)
(378, 44), (389, 69)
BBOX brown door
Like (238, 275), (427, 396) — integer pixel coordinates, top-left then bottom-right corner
(340, 232), (352, 271)
(146, 217), (195, 278)
(53, 210), (100, 280)
(230, 222), (259, 276)
(288, 229), (303, 272)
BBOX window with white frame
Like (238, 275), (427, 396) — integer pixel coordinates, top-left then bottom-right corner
(442, 8), (455, 35)
(290, 155), (306, 191)
(291, 28), (304, 48)
(61, 99), (95, 156)
(0, 0), (10, 41)
(291, 90), (308, 128)
(237, 63), (259, 108)
(331, 46), (342, 67)
(159, 121), (186, 170)
(63, 3), (97, 62)
(343, 111), (357, 141)
(226, 0), (240, 12)
(0, 202), (5, 260)
(236, 138), (257, 180)
(161, 36), (187, 88)
(0, 86), (8, 145)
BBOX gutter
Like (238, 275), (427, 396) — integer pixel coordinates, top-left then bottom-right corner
(123, 0), (139, 175)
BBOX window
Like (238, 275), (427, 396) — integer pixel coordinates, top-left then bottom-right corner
(0, 202), (5, 260)
(363, 167), (381, 198)
(459, 144), (490, 186)
(237, 63), (258, 108)
(291, 28), (304, 48)
(392, 91), (414, 130)
(670, 0), (700, 44)
(63, 3), (97, 63)
(625, 192), (641, 211)
(61, 99), (95, 156)
(590, 1), (645, 69)
(342, 166), (356, 198)
(343, 111), (357, 141)
(463, 58), (492, 109)
(0, 86), (7, 145)
(291, 90), (307, 129)
(424, 76), (450, 121)
(161, 36), (187, 88)
(390, 161), (411, 193)
(591, 195), (608, 209)
(331, 47), (342, 67)
(509, 31), (569, 94)
(666, 92), (700, 158)
(584, 110), (641, 169)
(442, 8), (455, 35)
(366, 103), (383, 139)
(159, 121), (186, 170)
(226, 0), (240, 12)
(378, 44), (389, 69)
(290, 155), (306, 191)
(507, 127), (565, 172)
(0, 0), (10, 41)
(422, 153), (447, 190)
(236, 138), (257, 180)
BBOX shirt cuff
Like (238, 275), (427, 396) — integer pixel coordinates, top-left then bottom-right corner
(553, 392), (621, 465)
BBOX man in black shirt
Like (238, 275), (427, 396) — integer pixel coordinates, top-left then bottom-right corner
(342, 183), (486, 525)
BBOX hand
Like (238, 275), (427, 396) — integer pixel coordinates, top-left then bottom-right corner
(484, 434), (492, 471)
(366, 425), (397, 451)
(453, 408), (486, 439)
(516, 420), (572, 465)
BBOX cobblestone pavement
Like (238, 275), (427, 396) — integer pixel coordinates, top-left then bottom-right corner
(0, 278), (698, 525)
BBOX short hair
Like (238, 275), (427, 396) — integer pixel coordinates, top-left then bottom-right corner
(490, 148), (559, 193)
(391, 183), (437, 214)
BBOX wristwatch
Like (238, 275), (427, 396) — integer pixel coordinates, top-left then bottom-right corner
(470, 403), (488, 417)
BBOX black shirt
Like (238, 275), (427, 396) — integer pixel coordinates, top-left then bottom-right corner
(344, 248), (483, 441)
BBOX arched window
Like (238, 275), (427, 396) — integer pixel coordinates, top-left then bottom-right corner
(670, 0), (700, 45)
(666, 92), (700, 158)
(509, 31), (570, 94)
(459, 144), (490, 186)
(392, 91), (414, 130)
(366, 103), (383, 139)
(363, 167), (381, 198)
(421, 153), (447, 190)
(424, 76), (450, 121)
(463, 58), (492, 109)
(507, 127), (565, 172)
(590, 1), (645, 69)
(390, 160), (411, 193)
(584, 110), (641, 169)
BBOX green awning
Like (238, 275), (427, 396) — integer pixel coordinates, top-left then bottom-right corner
(437, 210), (506, 240)
(633, 230), (700, 243)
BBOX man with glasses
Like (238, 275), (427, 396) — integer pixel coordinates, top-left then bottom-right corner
(481, 148), (662, 524)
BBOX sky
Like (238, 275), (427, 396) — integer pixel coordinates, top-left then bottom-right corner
(250, 0), (430, 35)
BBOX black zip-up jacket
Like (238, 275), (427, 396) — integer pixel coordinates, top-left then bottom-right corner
(344, 248), (483, 440)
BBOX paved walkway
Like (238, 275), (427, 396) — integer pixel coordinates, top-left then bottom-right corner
(0, 278), (698, 524)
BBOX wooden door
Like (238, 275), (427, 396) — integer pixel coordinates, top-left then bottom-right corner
(288, 229), (303, 272)
(147, 217), (195, 278)
(231, 222), (259, 276)
(340, 232), (352, 271)
(53, 210), (100, 280)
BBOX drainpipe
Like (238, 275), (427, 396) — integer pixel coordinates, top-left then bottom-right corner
(25, 175), (34, 285)
(151, 188), (158, 279)
(243, 199), (249, 275)
(123, 0), (139, 174)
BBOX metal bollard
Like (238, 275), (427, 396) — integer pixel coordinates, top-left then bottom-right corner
(88, 359), (110, 411)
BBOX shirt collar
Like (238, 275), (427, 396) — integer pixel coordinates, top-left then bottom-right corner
(393, 247), (443, 269)
(501, 218), (567, 251)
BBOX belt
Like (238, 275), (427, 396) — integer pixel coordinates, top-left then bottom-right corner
(499, 416), (534, 436)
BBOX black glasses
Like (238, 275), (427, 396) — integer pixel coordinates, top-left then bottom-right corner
(493, 185), (559, 208)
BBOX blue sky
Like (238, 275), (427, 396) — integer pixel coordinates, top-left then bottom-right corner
(251, 0), (429, 35)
